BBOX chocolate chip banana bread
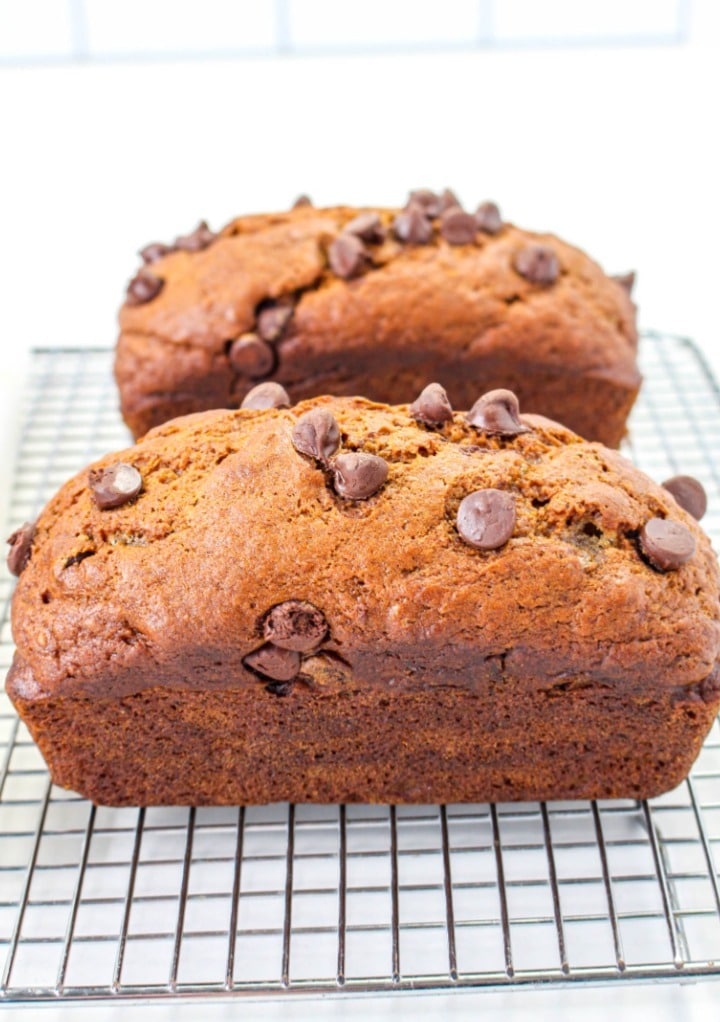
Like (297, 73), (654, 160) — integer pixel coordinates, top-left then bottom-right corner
(6, 385), (718, 807)
(115, 192), (639, 446)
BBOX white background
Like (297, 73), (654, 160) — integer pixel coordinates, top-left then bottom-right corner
(1, 2), (720, 1018)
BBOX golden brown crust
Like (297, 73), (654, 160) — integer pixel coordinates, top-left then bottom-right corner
(115, 206), (639, 445)
(6, 396), (719, 805)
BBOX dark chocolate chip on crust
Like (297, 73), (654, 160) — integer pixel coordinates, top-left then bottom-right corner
(513, 244), (560, 285)
(228, 334), (276, 378)
(662, 475), (707, 521)
(438, 188), (461, 213)
(466, 389), (531, 437)
(475, 201), (503, 234)
(174, 220), (215, 252)
(126, 271), (164, 306)
(256, 303), (294, 342)
(264, 600), (328, 652)
(328, 234), (368, 279)
(291, 409), (341, 463)
(408, 189), (442, 218)
(440, 206), (477, 245)
(613, 271), (636, 295)
(639, 518), (696, 571)
(333, 452), (388, 500)
(393, 204), (433, 244)
(6, 521), (36, 577)
(410, 383), (454, 426)
(243, 643), (301, 681)
(292, 194), (313, 208)
(457, 489), (516, 550)
(140, 242), (173, 264)
(241, 382), (291, 410)
(89, 464), (143, 510)
(343, 211), (385, 244)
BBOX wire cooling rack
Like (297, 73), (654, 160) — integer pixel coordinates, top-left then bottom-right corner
(1, 334), (720, 1004)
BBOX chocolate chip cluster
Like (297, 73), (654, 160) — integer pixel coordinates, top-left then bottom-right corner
(227, 299), (294, 383)
(126, 220), (218, 306)
(291, 408), (389, 500)
(242, 599), (330, 695)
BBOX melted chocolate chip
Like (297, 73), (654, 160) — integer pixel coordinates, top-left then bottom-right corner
(243, 643), (301, 681)
(228, 334), (276, 378)
(408, 189), (442, 218)
(393, 204), (433, 244)
(613, 271), (636, 295)
(333, 452), (388, 500)
(257, 303), (293, 342)
(457, 489), (516, 550)
(410, 383), (453, 425)
(639, 518), (696, 571)
(89, 464), (143, 510)
(241, 382), (291, 410)
(466, 389), (531, 437)
(513, 244), (560, 285)
(140, 242), (173, 264)
(292, 194), (312, 209)
(328, 234), (367, 279)
(174, 220), (215, 252)
(291, 409), (341, 463)
(662, 475), (707, 521)
(344, 211), (385, 243)
(6, 521), (36, 577)
(126, 271), (164, 306)
(440, 206), (477, 245)
(264, 600), (328, 652)
(475, 201), (503, 234)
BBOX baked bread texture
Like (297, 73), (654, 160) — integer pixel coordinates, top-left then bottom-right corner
(6, 386), (718, 807)
(115, 193), (639, 446)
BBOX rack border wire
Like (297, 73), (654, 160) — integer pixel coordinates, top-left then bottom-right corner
(1, 333), (720, 1003)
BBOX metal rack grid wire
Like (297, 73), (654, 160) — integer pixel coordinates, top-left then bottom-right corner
(1, 333), (720, 1003)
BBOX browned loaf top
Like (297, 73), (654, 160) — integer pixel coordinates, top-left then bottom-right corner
(115, 195), (639, 446)
(7, 389), (717, 806)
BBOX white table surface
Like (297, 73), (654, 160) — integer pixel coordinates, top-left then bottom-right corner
(1, 43), (720, 1020)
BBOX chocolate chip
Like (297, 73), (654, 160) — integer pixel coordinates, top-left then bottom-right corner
(292, 194), (312, 209)
(291, 409), (341, 463)
(328, 234), (368, 279)
(126, 271), (164, 306)
(393, 203), (433, 245)
(6, 521), (36, 577)
(243, 643), (300, 681)
(613, 271), (636, 295)
(639, 518), (696, 571)
(264, 600), (328, 652)
(408, 189), (442, 218)
(241, 382), (291, 410)
(228, 334), (276, 378)
(333, 452), (388, 500)
(475, 201), (503, 234)
(410, 383), (454, 425)
(467, 389), (531, 437)
(256, 303), (294, 342)
(662, 475), (707, 521)
(89, 464), (143, 510)
(174, 220), (215, 252)
(343, 211), (385, 244)
(438, 188), (461, 213)
(513, 244), (560, 285)
(140, 242), (173, 264)
(457, 489), (516, 550)
(440, 206), (477, 245)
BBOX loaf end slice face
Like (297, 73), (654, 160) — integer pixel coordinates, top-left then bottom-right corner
(7, 393), (718, 806)
(115, 198), (639, 446)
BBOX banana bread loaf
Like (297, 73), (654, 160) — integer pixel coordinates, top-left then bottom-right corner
(6, 385), (718, 807)
(115, 193), (639, 446)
